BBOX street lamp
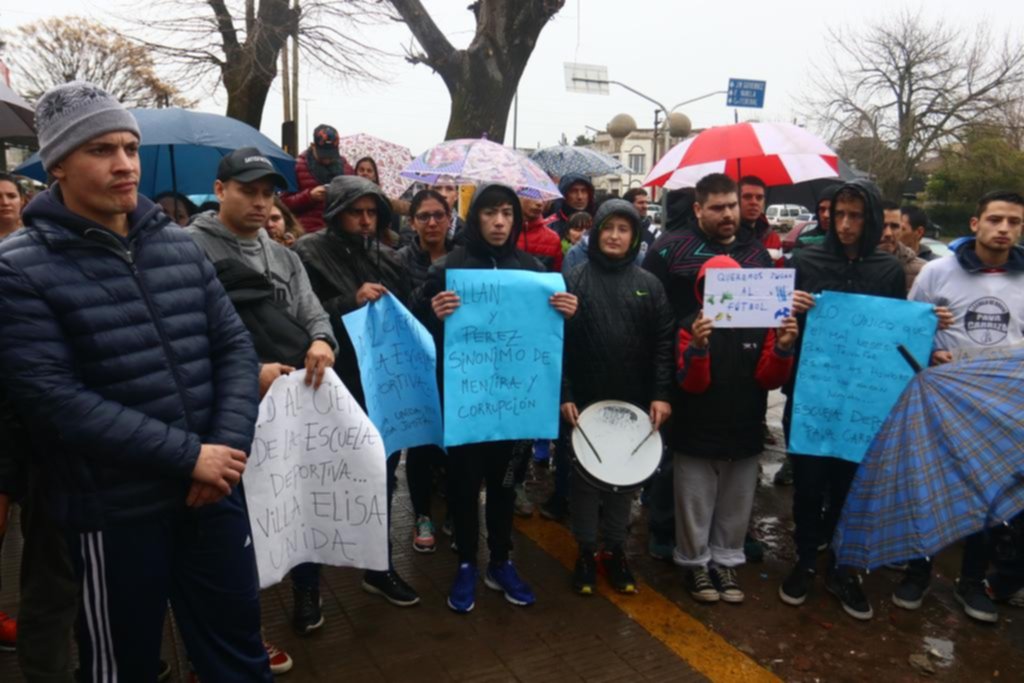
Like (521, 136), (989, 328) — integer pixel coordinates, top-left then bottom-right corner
(564, 62), (719, 196)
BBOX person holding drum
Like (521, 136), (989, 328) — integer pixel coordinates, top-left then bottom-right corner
(421, 183), (579, 614)
(674, 255), (798, 604)
(561, 199), (675, 595)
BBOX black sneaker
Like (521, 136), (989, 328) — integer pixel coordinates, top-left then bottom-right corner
(362, 569), (421, 607)
(779, 564), (814, 606)
(540, 493), (568, 521)
(573, 550), (597, 595)
(744, 534), (765, 563)
(292, 585), (324, 634)
(892, 573), (930, 610)
(955, 579), (998, 623)
(604, 547), (638, 594)
(684, 565), (720, 603)
(825, 569), (873, 620)
(773, 458), (794, 486)
(158, 659), (172, 682)
(710, 565), (744, 603)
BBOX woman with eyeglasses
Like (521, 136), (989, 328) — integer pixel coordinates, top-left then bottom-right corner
(398, 189), (455, 553)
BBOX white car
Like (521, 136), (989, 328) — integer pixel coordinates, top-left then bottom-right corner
(766, 204), (810, 230)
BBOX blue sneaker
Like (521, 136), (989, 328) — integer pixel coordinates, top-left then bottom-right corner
(533, 439), (551, 463)
(484, 560), (536, 606)
(447, 563), (477, 613)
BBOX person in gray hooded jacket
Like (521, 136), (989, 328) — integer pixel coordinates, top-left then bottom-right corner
(186, 147), (337, 396)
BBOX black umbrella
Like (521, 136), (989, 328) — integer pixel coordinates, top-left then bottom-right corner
(0, 81), (34, 139)
(766, 158), (859, 209)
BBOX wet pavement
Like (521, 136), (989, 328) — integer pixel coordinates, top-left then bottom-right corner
(2, 391), (1023, 681)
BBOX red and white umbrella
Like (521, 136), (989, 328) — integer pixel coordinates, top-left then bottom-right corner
(643, 122), (839, 189)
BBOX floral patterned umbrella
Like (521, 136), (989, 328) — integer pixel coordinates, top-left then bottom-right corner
(401, 138), (562, 200)
(337, 133), (414, 198)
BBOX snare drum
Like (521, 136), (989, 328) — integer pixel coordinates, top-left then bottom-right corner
(571, 400), (663, 493)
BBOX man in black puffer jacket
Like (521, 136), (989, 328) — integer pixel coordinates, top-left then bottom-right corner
(0, 82), (269, 681)
(419, 183), (578, 614)
(561, 199), (675, 595)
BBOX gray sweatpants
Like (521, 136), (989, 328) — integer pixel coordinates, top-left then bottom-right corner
(570, 468), (633, 550)
(672, 453), (759, 568)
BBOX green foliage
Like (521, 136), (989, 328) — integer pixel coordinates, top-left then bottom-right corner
(927, 127), (1024, 204)
(923, 203), (975, 237)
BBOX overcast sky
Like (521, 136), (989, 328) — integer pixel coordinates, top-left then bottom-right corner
(1, 0), (1019, 154)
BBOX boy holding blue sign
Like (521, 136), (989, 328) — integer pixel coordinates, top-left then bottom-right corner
(780, 179), (905, 621)
(421, 183), (578, 613)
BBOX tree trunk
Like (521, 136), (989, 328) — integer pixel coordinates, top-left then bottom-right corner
(223, 58), (278, 128)
(444, 55), (519, 141)
(392, 0), (563, 144)
(218, 0), (295, 129)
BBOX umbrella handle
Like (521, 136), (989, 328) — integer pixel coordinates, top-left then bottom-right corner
(897, 345), (924, 373)
(985, 472), (1024, 529)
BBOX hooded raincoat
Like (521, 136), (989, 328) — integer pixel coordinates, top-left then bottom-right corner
(294, 176), (411, 406)
(562, 200), (675, 410)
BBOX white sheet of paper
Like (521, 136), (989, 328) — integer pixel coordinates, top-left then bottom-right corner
(703, 268), (795, 328)
(243, 369), (388, 589)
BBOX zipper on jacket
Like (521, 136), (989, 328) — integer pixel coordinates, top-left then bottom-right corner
(83, 228), (199, 433)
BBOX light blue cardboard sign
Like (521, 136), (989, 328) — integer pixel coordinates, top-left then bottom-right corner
(443, 269), (565, 447)
(789, 291), (936, 463)
(342, 293), (443, 456)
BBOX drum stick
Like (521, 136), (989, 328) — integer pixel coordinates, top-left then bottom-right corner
(629, 428), (657, 457)
(575, 424), (603, 463)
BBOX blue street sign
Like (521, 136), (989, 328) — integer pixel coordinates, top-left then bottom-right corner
(727, 79), (766, 108)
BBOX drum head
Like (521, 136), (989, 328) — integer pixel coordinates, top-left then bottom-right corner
(571, 400), (663, 490)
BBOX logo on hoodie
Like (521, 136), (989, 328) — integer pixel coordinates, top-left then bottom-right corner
(965, 296), (1010, 345)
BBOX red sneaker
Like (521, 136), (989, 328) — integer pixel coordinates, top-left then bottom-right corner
(0, 610), (16, 652)
(264, 640), (293, 675)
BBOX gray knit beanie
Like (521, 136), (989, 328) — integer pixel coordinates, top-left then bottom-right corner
(35, 81), (141, 170)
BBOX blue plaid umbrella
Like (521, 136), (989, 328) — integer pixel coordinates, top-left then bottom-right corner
(529, 146), (630, 178)
(833, 348), (1024, 571)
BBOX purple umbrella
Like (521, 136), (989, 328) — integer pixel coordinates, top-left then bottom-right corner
(401, 138), (561, 200)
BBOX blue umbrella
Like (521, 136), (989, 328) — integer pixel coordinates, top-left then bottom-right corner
(529, 145), (630, 178)
(14, 108), (296, 197)
(833, 348), (1024, 571)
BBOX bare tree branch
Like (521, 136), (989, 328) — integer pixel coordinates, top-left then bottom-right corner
(803, 11), (1024, 197)
(118, 0), (393, 127)
(3, 16), (194, 108)
(388, 0), (563, 142)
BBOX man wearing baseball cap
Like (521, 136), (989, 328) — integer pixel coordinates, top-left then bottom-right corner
(0, 82), (271, 681)
(281, 124), (354, 233)
(188, 147), (337, 399)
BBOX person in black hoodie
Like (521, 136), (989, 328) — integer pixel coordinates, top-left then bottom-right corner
(778, 178), (905, 621)
(419, 183), (578, 614)
(792, 183), (840, 251)
(293, 175), (420, 612)
(561, 199), (675, 595)
(547, 173), (596, 237)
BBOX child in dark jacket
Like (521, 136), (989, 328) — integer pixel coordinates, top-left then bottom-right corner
(674, 255), (798, 605)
